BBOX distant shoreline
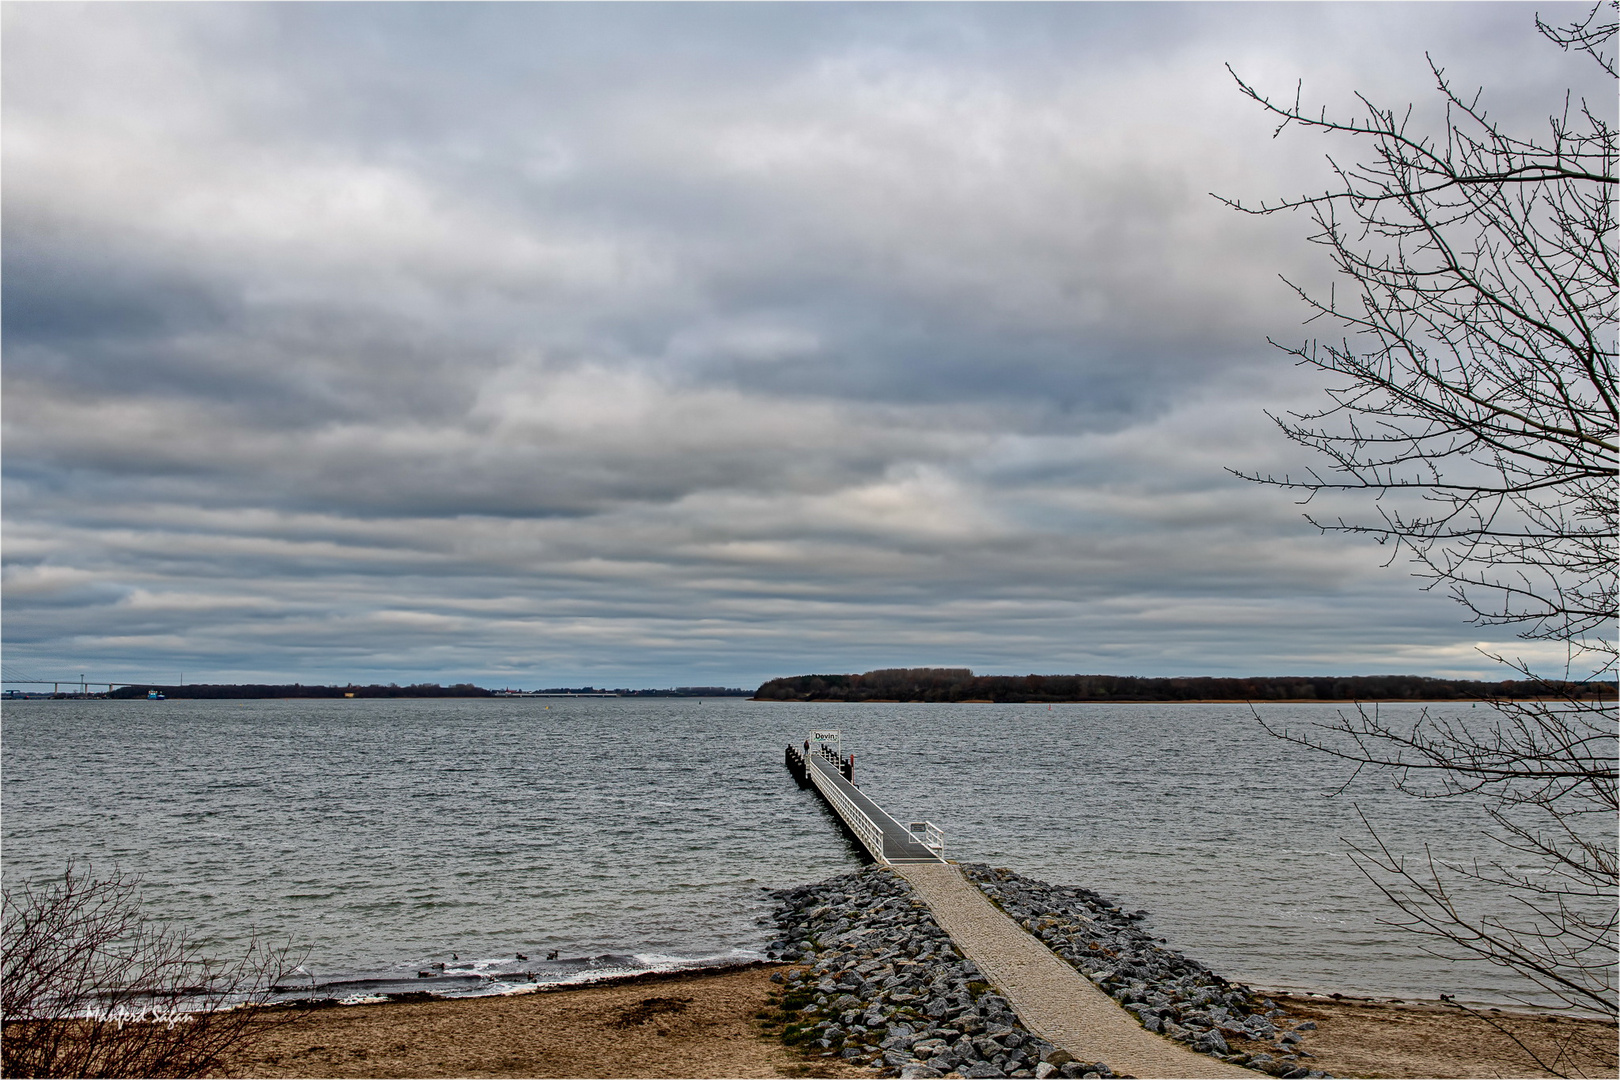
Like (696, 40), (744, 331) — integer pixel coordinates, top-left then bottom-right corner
(13, 693), (1602, 704)
(10, 668), (1611, 703)
(8, 694), (1596, 704)
(5, 683), (754, 701)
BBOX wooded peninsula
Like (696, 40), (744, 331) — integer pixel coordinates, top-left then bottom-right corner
(753, 668), (1616, 703)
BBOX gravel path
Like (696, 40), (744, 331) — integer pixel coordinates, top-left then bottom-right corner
(895, 863), (1252, 1080)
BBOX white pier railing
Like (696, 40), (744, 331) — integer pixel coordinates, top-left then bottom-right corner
(908, 820), (945, 856)
(807, 754), (887, 862)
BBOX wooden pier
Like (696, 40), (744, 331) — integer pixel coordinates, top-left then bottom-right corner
(785, 734), (944, 864)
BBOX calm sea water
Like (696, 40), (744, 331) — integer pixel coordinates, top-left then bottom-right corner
(0, 698), (1566, 1005)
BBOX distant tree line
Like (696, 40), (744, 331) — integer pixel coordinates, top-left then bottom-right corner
(753, 668), (1616, 703)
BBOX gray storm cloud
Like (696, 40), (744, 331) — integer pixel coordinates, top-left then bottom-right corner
(2, 2), (1598, 686)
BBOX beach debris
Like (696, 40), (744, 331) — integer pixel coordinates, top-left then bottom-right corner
(614, 995), (694, 1028)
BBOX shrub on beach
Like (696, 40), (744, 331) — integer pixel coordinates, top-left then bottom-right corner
(2, 863), (304, 1078)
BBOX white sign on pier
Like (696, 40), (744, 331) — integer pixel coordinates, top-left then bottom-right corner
(811, 729), (841, 756)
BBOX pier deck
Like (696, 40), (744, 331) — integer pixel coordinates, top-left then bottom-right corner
(785, 743), (943, 864)
(808, 750), (942, 864)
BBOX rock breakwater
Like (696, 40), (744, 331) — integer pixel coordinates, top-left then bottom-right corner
(765, 865), (1331, 1080)
(960, 865), (1328, 1079)
(765, 867), (1118, 1079)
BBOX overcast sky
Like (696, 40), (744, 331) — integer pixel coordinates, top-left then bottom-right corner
(3, 2), (1607, 689)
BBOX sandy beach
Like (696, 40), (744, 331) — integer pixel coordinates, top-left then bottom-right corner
(218, 966), (864, 1080)
(216, 965), (1618, 1079)
(1264, 993), (1617, 1080)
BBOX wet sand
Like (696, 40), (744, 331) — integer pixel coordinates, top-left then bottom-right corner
(217, 966), (1618, 1079)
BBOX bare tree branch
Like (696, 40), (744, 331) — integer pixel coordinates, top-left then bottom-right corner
(2, 862), (307, 1078)
(1218, 6), (1617, 656)
(1228, 3), (1618, 1030)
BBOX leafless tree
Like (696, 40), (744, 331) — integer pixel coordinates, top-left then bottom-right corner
(1221, 3), (1617, 1032)
(2, 862), (305, 1078)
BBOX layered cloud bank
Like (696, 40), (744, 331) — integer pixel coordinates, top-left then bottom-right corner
(3, 3), (1598, 686)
